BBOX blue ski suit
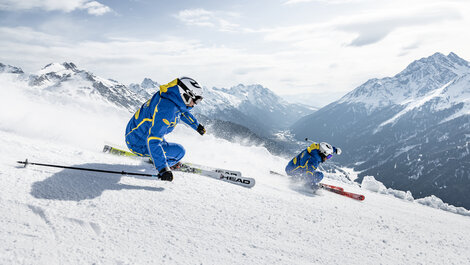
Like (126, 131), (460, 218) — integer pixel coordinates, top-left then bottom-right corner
(285, 142), (328, 185)
(125, 79), (200, 171)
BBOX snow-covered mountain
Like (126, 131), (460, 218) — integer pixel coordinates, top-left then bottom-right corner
(193, 84), (316, 137)
(26, 62), (144, 112)
(0, 62), (24, 74)
(291, 52), (470, 209)
(128, 78), (160, 98)
(2, 65), (470, 264)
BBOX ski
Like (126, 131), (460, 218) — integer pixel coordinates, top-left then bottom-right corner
(103, 144), (255, 188)
(320, 183), (344, 192)
(103, 144), (137, 156)
(175, 163), (255, 188)
(319, 183), (365, 201)
(103, 144), (152, 162)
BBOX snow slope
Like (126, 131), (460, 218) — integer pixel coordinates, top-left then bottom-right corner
(1, 74), (470, 265)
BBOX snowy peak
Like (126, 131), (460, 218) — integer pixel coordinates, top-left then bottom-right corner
(141, 78), (159, 89)
(128, 78), (160, 98)
(194, 83), (314, 135)
(37, 62), (79, 76)
(213, 83), (286, 107)
(0, 62), (24, 74)
(19, 62), (144, 111)
(398, 52), (470, 77)
(339, 52), (470, 110)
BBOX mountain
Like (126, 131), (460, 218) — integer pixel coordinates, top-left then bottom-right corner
(291, 52), (470, 209)
(0, 62), (24, 74)
(27, 62), (144, 112)
(193, 84), (316, 138)
(128, 78), (160, 98)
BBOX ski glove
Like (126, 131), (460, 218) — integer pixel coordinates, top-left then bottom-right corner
(158, 167), (174, 181)
(197, 124), (206, 136)
(335, 147), (342, 155)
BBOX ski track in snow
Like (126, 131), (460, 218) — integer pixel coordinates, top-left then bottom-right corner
(2, 130), (470, 265)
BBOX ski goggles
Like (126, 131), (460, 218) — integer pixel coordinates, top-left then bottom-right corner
(326, 154), (333, 159)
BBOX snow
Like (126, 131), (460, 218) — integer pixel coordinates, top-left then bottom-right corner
(361, 176), (470, 216)
(378, 80), (453, 128)
(36, 63), (71, 76)
(2, 76), (470, 264)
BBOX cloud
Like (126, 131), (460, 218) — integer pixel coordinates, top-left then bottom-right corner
(0, 26), (268, 86)
(174, 8), (240, 32)
(233, 66), (271, 75)
(283, 0), (313, 4)
(79, 1), (111, 16)
(0, 0), (112, 15)
(337, 8), (462, 46)
(283, 0), (365, 4)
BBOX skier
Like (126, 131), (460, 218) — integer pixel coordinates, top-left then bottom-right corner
(285, 142), (341, 188)
(125, 77), (206, 182)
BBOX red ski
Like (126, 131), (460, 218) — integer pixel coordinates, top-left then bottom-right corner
(319, 183), (365, 201)
(319, 183), (344, 192)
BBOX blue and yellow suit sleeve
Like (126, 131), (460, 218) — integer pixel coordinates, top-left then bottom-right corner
(180, 111), (199, 131)
(285, 142), (322, 177)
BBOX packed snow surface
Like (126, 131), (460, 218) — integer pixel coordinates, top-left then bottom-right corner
(1, 74), (470, 265)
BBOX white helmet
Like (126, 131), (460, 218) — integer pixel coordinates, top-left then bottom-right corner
(177, 77), (203, 105)
(319, 142), (334, 158)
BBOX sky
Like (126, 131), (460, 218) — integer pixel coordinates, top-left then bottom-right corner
(1, 0), (470, 105)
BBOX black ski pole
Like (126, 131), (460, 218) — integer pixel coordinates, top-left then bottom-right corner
(17, 159), (160, 179)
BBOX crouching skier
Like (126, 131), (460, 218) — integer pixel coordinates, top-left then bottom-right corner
(285, 142), (341, 188)
(125, 77), (206, 181)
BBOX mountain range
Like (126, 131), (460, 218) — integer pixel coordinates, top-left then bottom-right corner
(291, 52), (470, 209)
(26, 62), (145, 112)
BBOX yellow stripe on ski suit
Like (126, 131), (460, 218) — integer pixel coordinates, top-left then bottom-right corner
(290, 160), (316, 176)
(149, 97), (163, 134)
(147, 136), (163, 143)
(126, 97), (164, 138)
(125, 118), (153, 137)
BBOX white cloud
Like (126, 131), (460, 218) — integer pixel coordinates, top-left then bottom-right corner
(283, 0), (313, 4)
(336, 7), (462, 46)
(0, 0), (112, 15)
(174, 8), (240, 32)
(175, 8), (214, 27)
(283, 0), (365, 4)
(79, 1), (111, 16)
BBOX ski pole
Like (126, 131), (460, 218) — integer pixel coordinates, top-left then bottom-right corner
(17, 159), (159, 178)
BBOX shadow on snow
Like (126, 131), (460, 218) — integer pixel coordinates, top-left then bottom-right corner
(29, 163), (163, 201)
